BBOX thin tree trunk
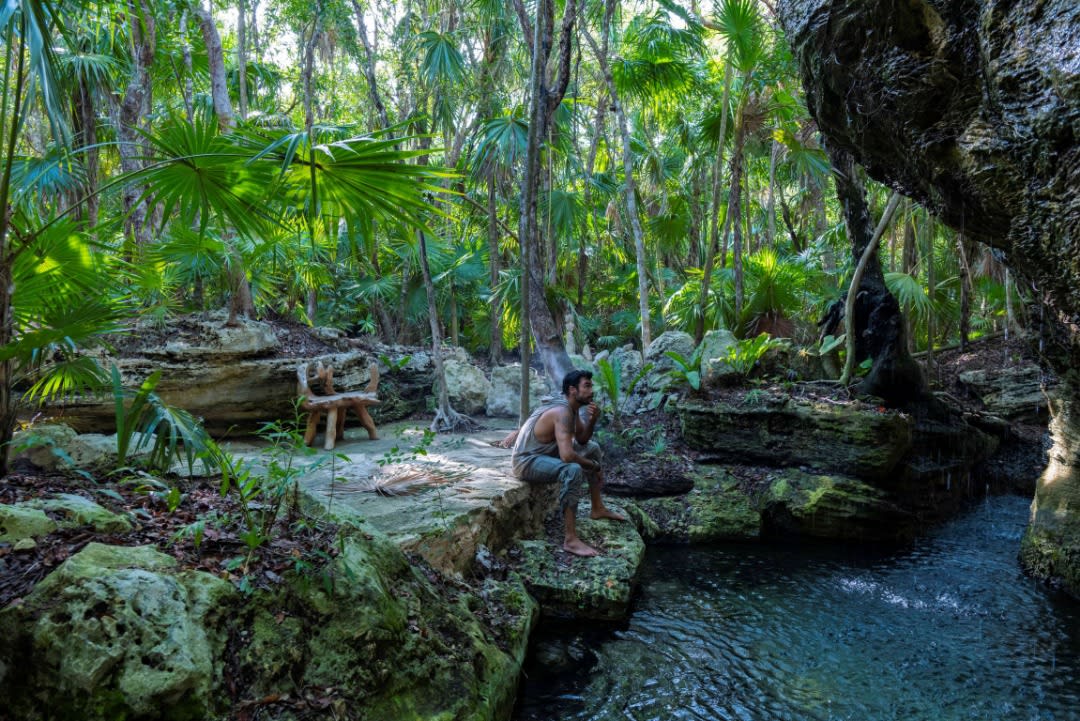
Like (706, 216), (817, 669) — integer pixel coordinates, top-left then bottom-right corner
(579, 101), (606, 307)
(957, 229), (973, 352)
(902, 200), (917, 353)
(925, 210), (936, 372)
(488, 179), (502, 364)
(116, 0), (155, 254)
(74, 80), (99, 228)
(195, 4), (234, 132)
(583, 6), (650, 351)
(352, 0), (391, 131)
(0, 19), (28, 475)
(765, 139), (780, 249)
(517, 0), (579, 405)
(237, 0), (248, 121)
(696, 62), (733, 341)
(179, 11), (194, 121)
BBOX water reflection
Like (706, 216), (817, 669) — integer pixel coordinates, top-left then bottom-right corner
(515, 496), (1080, 721)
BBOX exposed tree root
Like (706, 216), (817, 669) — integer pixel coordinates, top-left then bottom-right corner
(430, 406), (479, 434)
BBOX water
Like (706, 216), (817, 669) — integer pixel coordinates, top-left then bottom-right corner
(514, 496), (1080, 721)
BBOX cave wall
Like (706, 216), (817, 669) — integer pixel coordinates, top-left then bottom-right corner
(777, 0), (1080, 593)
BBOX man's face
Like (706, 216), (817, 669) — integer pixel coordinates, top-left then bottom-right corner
(572, 377), (594, 404)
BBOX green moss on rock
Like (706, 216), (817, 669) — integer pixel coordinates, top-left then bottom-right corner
(0, 504), (57, 543)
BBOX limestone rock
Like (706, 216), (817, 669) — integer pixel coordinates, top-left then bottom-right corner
(441, 359), (492, 415)
(11, 423), (78, 470)
(609, 345), (645, 386)
(959, 364), (1056, 422)
(624, 470), (760, 543)
(679, 395), (913, 482)
(235, 529), (537, 721)
(699, 329), (739, 387)
(0, 505), (57, 543)
(140, 313), (279, 361)
(24, 494), (131, 534)
(0, 543), (235, 720)
(487, 364), (549, 417)
(761, 468), (916, 542)
(512, 505), (644, 621)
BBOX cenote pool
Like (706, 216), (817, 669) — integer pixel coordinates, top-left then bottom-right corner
(513, 495), (1080, 721)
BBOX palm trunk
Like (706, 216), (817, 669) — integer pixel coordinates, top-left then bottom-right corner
(117, 0), (155, 255)
(765, 139), (780, 249)
(352, 0), (391, 131)
(957, 229), (974, 352)
(179, 11), (194, 121)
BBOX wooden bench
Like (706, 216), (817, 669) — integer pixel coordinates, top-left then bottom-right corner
(297, 361), (380, 450)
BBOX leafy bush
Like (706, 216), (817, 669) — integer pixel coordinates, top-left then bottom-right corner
(663, 346), (705, 391)
(111, 366), (218, 475)
(722, 334), (787, 377)
(594, 357), (653, 428)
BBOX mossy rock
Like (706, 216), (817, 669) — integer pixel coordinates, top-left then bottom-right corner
(624, 469), (760, 544)
(26, 494), (132, 534)
(0, 505), (57, 543)
(761, 468), (915, 542)
(0, 543), (236, 721)
(235, 526), (537, 721)
(512, 507), (644, 621)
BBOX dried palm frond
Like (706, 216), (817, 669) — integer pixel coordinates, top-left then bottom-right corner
(339, 463), (473, 497)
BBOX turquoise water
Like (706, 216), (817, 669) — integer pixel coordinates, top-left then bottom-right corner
(514, 496), (1080, 721)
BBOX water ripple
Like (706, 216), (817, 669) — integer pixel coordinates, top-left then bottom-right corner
(515, 496), (1080, 721)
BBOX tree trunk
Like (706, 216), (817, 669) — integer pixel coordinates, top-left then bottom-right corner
(237, 0), (248, 121)
(517, 0), (578, 401)
(901, 200), (917, 353)
(829, 147), (924, 405)
(488, 178), (502, 364)
(74, 79), (99, 228)
(695, 62), (733, 341)
(765, 139), (780, 249)
(179, 11), (194, 121)
(195, 5), (235, 132)
(352, 0), (391, 131)
(583, 15), (650, 351)
(116, 0), (155, 254)
(957, 229), (974, 352)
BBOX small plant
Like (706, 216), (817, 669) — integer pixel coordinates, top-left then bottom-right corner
(723, 334), (787, 378)
(110, 365), (218, 475)
(217, 415), (324, 568)
(594, 357), (653, 429)
(378, 353), (412, 373)
(663, 346), (705, 391)
(377, 427), (435, 466)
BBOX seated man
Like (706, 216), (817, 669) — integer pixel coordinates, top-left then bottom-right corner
(511, 369), (626, 557)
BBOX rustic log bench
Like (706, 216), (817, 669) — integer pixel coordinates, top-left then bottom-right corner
(297, 361), (380, 450)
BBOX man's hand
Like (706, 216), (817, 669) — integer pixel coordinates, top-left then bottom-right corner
(584, 402), (600, 426)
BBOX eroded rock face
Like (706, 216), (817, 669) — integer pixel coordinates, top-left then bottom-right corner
(777, 0), (1080, 592)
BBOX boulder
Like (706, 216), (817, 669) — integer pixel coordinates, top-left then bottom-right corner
(959, 364), (1056, 422)
(643, 332), (695, 391)
(679, 395), (914, 482)
(138, 312), (279, 361)
(0, 505), (57, 543)
(623, 469), (760, 544)
(761, 468), (916, 542)
(235, 529), (537, 721)
(512, 505), (644, 621)
(486, 364), (549, 417)
(11, 423), (78, 470)
(609, 345), (645, 386)
(23, 494), (131, 534)
(441, 360), (492, 415)
(699, 329), (739, 387)
(0, 543), (235, 720)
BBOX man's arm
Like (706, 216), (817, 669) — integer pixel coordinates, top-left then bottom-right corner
(575, 403), (600, 444)
(555, 406), (600, 470)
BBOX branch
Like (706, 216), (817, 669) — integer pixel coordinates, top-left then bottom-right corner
(840, 190), (902, 386)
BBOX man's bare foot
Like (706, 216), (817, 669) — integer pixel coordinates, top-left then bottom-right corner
(563, 538), (599, 557)
(590, 507), (627, 522)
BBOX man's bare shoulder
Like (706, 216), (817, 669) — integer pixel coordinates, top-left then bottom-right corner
(533, 404), (571, 439)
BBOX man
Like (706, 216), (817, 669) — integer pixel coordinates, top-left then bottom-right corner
(511, 369), (626, 557)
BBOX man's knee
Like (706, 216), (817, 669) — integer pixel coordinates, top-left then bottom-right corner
(559, 462), (586, 484)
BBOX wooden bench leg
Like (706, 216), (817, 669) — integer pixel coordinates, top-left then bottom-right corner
(355, 402), (378, 440)
(304, 411), (321, 446)
(324, 408), (339, 450)
(336, 405), (347, 441)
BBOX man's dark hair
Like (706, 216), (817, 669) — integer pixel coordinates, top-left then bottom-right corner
(562, 369), (593, 395)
